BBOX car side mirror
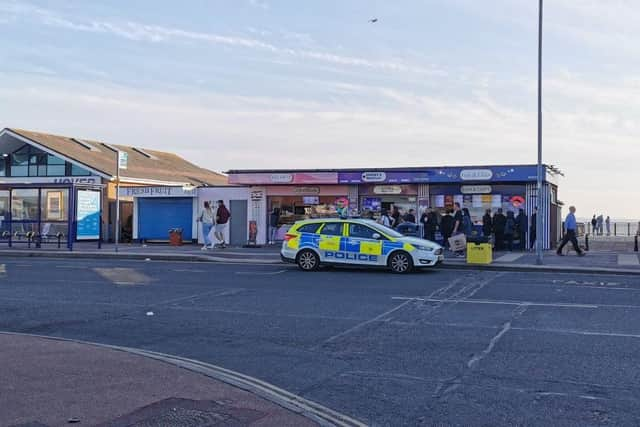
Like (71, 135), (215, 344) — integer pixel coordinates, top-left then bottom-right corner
(372, 233), (382, 240)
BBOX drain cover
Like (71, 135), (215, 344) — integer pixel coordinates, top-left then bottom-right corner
(97, 398), (266, 427)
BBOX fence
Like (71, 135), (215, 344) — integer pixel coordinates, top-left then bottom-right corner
(586, 222), (639, 237)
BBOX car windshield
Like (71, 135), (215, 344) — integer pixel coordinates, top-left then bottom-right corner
(368, 222), (404, 238)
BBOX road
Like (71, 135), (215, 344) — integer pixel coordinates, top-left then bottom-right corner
(2, 258), (640, 426)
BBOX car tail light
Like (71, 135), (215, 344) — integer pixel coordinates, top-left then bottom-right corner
(284, 233), (296, 241)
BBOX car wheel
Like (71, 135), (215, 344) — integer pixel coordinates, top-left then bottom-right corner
(389, 251), (413, 274)
(297, 249), (320, 272)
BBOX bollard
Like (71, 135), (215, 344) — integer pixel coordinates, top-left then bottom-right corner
(635, 235), (638, 252)
(585, 234), (589, 251)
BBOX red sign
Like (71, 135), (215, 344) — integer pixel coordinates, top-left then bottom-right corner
(510, 196), (525, 207)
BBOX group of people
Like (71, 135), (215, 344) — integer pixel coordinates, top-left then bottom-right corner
(196, 200), (231, 249)
(590, 214), (611, 236)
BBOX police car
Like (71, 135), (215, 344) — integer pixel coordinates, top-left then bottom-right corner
(281, 218), (444, 273)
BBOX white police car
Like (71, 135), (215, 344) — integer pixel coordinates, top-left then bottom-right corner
(280, 218), (444, 273)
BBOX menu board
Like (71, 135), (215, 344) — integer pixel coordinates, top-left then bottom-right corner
(76, 190), (101, 240)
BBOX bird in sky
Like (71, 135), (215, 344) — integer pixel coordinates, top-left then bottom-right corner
(369, 18), (378, 23)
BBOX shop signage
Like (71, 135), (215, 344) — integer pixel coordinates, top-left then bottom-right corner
(303, 196), (320, 205)
(118, 186), (196, 197)
(293, 186), (320, 195)
(361, 172), (386, 182)
(0, 176), (102, 185)
(373, 185), (402, 195)
(76, 190), (101, 240)
(270, 173), (293, 183)
(228, 172), (338, 185)
(510, 195), (525, 207)
(250, 190), (263, 201)
(460, 185), (492, 194)
(460, 169), (493, 181)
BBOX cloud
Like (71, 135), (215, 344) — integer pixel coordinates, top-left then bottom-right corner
(248, 0), (269, 10)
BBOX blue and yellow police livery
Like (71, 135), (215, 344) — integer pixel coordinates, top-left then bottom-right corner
(281, 218), (444, 273)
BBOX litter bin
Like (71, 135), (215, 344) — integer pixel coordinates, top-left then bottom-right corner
(466, 241), (492, 264)
(168, 228), (183, 246)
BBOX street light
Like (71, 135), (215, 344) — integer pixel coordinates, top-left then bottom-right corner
(535, 0), (544, 265)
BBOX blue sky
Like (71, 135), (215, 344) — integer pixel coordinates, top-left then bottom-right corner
(1, 0), (639, 218)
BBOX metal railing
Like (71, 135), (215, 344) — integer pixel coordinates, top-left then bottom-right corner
(585, 222), (639, 237)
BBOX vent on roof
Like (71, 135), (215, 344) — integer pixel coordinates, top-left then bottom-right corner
(100, 142), (119, 153)
(71, 138), (101, 152)
(132, 147), (158, 160)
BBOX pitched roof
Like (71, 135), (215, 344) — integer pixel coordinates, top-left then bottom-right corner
(4, 128), (227, 186)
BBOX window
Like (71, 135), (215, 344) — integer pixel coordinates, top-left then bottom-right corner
(9, 145), (68, 177)
(297, 223), (322, 234)
(320, 222), (343, 236)
(71, 164), (91, 176)
(11, 189), (39, 220)
(41, 189), (68, 221)
(348, 223), (380, 239)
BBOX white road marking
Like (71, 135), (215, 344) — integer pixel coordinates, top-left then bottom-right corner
(171, 269), (207, 273)
(392, 296), (599, 309)
(0, 264), (6, 276)
(511, 326), (640, 339)
(235, 270), (287, 276)
(93, 268), (152, 286)
(618, 254), (640, 266)
(494, 253), (526, 263)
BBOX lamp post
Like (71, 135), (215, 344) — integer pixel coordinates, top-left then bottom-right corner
(535, 0), (544, 265)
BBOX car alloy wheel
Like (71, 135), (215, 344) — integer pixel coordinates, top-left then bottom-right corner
(390, 251), (412, 274)
(297, 250), (319, 271)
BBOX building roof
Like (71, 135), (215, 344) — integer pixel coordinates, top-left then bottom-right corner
(3, 128), (227, 186)
(226, 164), (550, 174)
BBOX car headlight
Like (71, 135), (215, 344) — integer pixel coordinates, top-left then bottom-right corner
(414, 245), (435, 251)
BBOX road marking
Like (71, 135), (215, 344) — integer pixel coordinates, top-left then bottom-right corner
(618, 254), (640, 266)
(494, 253), (525, 263)
(511, 326), (640, 339)
(171, 269), (207, 273)
(153, 288), (246, 306)
(93, 268), (152, 286)
(235, 270), (287, 276)
(392, 296), (599, 309)
(0, 264), (6, 277)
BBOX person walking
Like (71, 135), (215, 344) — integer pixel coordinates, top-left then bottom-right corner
(440, 209), (454, 249)
(451, 203), (465, 257)
(516, 208), (528, 251)
(557, 206), (585, 256)
(605, 215), (611, 236)
(504, 211), (516, 252)
(493, 208), (506, 251)
(461, 208), (473, 237)
(482, 209), (493, 238)
(197, 201), (215, 250)
(404, 209), (416, 224)
(214, 200), (231, 248)
(591, 215), (597, 235)
(268, 207), (280, 245)
(530, 207), (538, 250)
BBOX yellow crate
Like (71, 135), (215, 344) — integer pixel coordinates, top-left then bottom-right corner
(466, 243), (492, 264)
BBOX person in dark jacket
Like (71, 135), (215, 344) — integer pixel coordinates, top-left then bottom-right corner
(440, 209), (454, 248)
(530, 207), (538, 250)
(391, 206), (401, 228)
(516, 208), (528, 251)
(421, 210), (438, 241)
(461, 208), (473, 236)
(482, 209), (493, 237)
(493, 208), (506, 251)
(404, 209), (416, 224)
(504, 211), (516, 251)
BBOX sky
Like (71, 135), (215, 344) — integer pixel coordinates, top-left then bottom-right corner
(0, 0), (639, 219)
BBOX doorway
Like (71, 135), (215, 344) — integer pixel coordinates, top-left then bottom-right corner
(229, 200), (248, 246)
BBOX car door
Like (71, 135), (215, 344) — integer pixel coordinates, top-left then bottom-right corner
(345, 222), (386, 266)
(317, 222), (347, 263)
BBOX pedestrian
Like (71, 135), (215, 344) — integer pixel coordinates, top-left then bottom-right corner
(493, 208), (506, 251)
(424, 210), (438, 241)
(482, 209), (493, 238)
(377, 209), (392, 227)
(504, 211), (516, 252)
(596, 214), (604, 236)
(591, 215), (597, 235)
(391, 206), (401, 228)
(214, 200), (231, 248)
(462, 208), (473, 237)
(605, 215), (611, 236)
(404, 208), (416, 224)
(451, 202), (465, 257)
(440, 209), (454, 249)
(530, 207), (538, 250)
(516, 208), (528, 251)
(269, 207), (280, 245)
(557, 206), (585, 256)
(197, 201), (215, 250)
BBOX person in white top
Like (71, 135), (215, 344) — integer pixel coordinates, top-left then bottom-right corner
(197, 201), (215, 249)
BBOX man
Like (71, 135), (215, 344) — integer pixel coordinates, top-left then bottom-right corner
(214, 200), (231, 248)
(557, 206), (585, 256)
(404, 209), (416, 224)
(451, 202), (464, 257)
(493, 208), (506, 251)
(529, 207), (537, 250)
(440, 209), (454, 249)
(516, 208), (528, 251)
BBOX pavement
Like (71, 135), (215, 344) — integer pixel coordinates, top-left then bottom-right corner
(1, 332), (360, 427)
(1, 240), (639, 274)
(4, 259), (640, 425)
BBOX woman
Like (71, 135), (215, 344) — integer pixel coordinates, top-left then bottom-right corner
(504, 211), (516, 251)
(462, 208), (473, 237)
(377, 209), (393, 228)
(197, 201), (215, 250)
(482, 209), (493, 237)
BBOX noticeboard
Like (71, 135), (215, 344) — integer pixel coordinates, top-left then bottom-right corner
(76, 190), (101, 240)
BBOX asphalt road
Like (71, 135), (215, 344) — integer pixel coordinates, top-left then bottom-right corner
(2, 258), (640, 426)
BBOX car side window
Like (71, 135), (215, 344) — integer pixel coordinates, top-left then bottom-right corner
(297, 223), (321, 234)
(348, 223), (381, 239)
(320, 222), (344, 236)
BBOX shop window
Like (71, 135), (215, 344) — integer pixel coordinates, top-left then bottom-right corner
(348, 223), (379, 239)
(320, 222), (343, 236)
(11, 189), (39, 221)
(297, 223), (322, 234)
(41, 189), (68, 221)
